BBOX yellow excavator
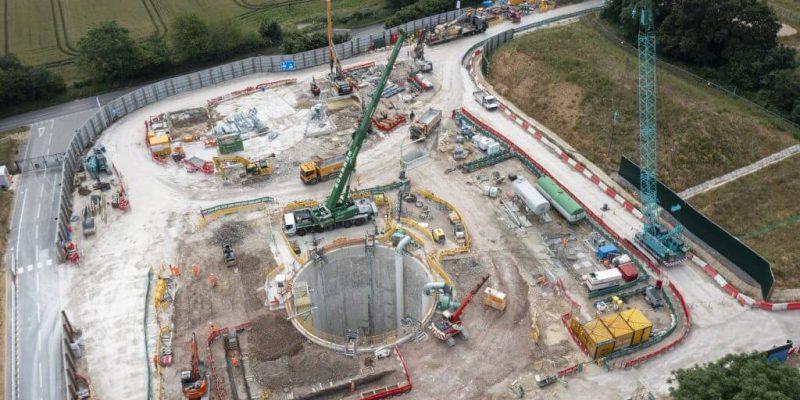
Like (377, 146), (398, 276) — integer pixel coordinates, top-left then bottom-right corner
(212, 154), (274, 184)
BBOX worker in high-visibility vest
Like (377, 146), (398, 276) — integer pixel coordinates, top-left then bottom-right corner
(208, 273), (218, 288)
(191, 264), (201, 280)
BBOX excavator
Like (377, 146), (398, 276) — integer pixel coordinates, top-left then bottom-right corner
(181, 333), (208, 399)
(431, 274), (490, 346)
(412, 30), (433, 73)
(283, 31), (409, 236)
(212, 154), (274, 184)
(326, 0), (352, 95)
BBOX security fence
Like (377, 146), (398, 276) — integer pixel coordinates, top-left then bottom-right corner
(53, 9), (467, 251)
(619, 156), (775, 300)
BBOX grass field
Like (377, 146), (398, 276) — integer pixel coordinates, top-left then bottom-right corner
(690, 155), (800, 288)
(2, 0), (389, 74)
(487, 18), (799, 192)
(487, 18), (800, 285)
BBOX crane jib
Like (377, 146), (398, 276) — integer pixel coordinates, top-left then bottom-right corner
(324, 31), (409, 211)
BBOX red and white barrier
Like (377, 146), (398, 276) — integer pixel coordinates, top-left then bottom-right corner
(466, 49), (800, 311)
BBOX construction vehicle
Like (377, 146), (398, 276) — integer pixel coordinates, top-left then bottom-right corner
(412, 30), (433, 73)
(409, 108), (442, 140)
(299, 155), (345, 184)
(223, 244), (236, 267)
(535, 374), (558, 387)
(212, 155), (274, 185)
(310, 77), (321, 96)
(181, 333), (208, 399)
(283, 31), (409, 237)
(431, 274), (490, 346)
(632, 0), (689, 265)
(326, 0), (353, 95)
(473, 90), (499, 110)
(452, 220), (466, 244)
(432, 228), (445, 243)
(82, 216), (96, 237)
(426, 8), (487, 46)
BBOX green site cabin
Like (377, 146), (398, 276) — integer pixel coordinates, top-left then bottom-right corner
(536, 176), (585, 222)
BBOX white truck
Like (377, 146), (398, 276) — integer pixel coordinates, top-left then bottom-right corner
(582, 269), (623, 291)
(473, 90), (498, 110)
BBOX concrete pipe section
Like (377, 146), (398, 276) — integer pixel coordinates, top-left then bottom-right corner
(291, 240), (436, 353)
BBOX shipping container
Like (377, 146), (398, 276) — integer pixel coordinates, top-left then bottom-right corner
(577, 318), (615, 359)
(617, 263), (639, 281)
(619, 308), (652, 346)
(596, 244), (618, 260)
(600, 313), (634, 350)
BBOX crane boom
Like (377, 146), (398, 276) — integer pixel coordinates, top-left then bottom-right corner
(326, 0), (342, 77)
(323, 31), (408, 212)
(450, 274), (489, 322)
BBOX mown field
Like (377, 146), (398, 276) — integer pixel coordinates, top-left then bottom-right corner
(1, 0), (389, 72)
(690, 155), (800, 288)
(487, 18), (800, 285)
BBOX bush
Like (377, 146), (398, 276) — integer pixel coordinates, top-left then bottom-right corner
(0, 54), (65, 111)
(259, 19), (283, 47)
(282, 31), (350, 54)
(384, 0), (451, 28)
(77, 21), (142, 81)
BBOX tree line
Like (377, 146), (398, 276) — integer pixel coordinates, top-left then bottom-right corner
(603, 0), (800, 123)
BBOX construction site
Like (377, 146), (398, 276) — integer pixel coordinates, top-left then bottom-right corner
(55, 2), (800, 400)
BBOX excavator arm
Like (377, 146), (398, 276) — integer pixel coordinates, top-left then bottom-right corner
(323, 31), (408, 211)
(326, 0), (342, 77)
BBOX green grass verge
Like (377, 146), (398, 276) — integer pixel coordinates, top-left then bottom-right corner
(690, 155), (800, 288)
(487, 17), (800, 287)
(487, 18), (799, 192)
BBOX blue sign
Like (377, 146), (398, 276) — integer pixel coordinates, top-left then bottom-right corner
(281, 60), (296, 71)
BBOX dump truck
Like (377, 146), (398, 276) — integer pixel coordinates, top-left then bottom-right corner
(410, 108), (442, 140)
(299, 155), (345, 184)
(473, 90), (499, 110)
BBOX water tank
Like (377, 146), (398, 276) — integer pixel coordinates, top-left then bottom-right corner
(512, 178), (550, 215)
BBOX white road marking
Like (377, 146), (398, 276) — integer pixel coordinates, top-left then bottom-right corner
(46, 259), (52, 267)
(36, 272), (40, 292)
(38, 363), (43, 388)
(37, 127), (44, 138)
(36, 201), (41, 220)
(16, 267), (23, 275)
(36, 302), (40, 323)
(37, 262), (42, 270)
(27, 264), (33, 272)
(15, 189), (28, 260)
(34, 225), (38, 241)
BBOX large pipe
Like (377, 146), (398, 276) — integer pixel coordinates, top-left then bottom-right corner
(395, 235), (412, 329)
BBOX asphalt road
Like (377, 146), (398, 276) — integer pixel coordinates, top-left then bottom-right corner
(5, 109), (97, 400)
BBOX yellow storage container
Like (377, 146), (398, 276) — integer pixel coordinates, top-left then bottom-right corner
(579, 319), (615, 359)
(148, 134), (170, 147)
(600, 313), (634, 350)
(620, 308), (653, 346)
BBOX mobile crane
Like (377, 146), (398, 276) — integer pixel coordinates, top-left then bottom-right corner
(326, 0), (352, 95)
(283, 31), (409, 236)
(181, 333), (208, 399)
(431, 274), (490, 346)
(412, 30), (432, 73)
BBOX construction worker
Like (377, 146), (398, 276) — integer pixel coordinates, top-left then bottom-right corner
(409, 110), (416, 122)
(208, 273), (218, 288)
(170, 264), (181, 277)
(191, 264), (201, 280)
(231, 356), (239, 367)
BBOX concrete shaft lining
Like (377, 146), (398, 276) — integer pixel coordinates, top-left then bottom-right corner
(294, 244), (434, 346)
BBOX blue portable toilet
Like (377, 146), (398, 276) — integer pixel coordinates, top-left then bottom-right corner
(596, 244), (618, 260)
(482, 0), (493, 8)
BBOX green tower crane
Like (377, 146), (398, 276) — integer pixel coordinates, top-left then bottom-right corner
(283, 31), (409, 236)
(633, 1), (688, 264)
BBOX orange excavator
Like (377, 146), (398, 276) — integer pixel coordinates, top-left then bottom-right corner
(181, 333), (208, 399)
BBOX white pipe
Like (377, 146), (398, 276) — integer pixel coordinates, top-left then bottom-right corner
(395, 235), (412, 328)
